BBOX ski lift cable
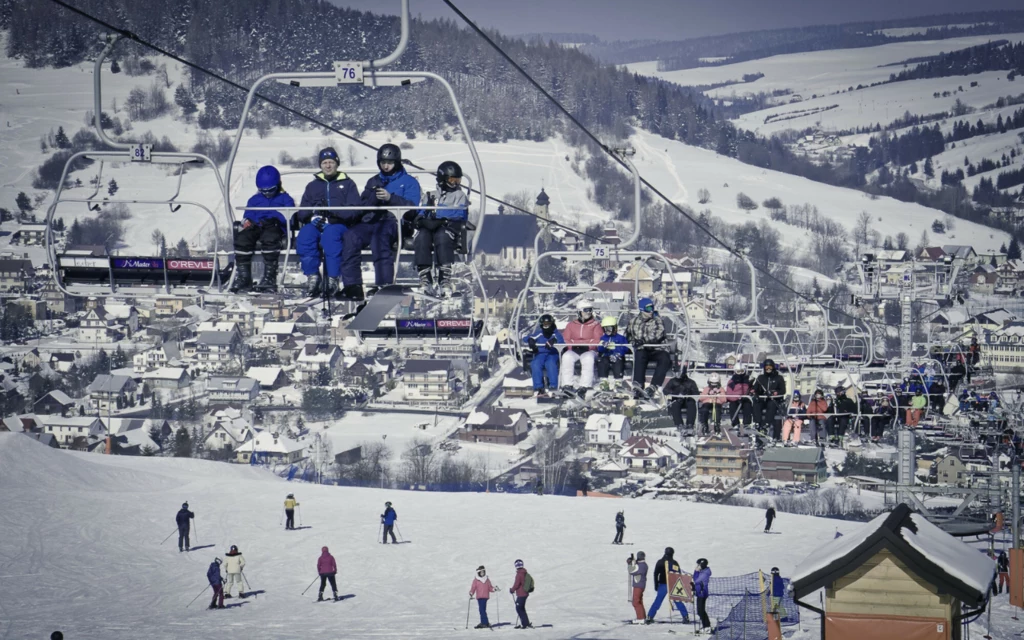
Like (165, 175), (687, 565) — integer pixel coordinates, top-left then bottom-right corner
(443, 0), (917, 336)
(44, 0), (603, 245)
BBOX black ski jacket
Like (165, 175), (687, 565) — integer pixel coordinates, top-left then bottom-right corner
(752, 372), (786, 398)
(653, 555), (681, 588)
(664, 376), (699, 399)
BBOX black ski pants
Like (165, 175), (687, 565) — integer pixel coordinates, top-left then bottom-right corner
(668, 398), (697, 429)
(382, 524), (397, 544)
(754, 397), (781, 438)
(178, 526), (190, 551)
(235, 221), (284, 265)
(730, 399), (752, 426)
(414, 221), (459, 268)
(765, 516), (775, 532)
(699, 403), (724, 433)
(285, 508), (295, 530)
(697, 596), (711, 629)
(319, 573), (337, 596)
(597, 354), (625, 379)
(632, 347), (671, 388)
(614, 525), (624, 544)
(515, 595), (531, 627)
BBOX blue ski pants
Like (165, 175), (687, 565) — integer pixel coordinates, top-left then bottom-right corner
(477, 598), (489, 626)
(296, 223), (345, 277)
(647, 584), (689, 620)
(531, 353), (559, 391)
(341, 220), (397, 287)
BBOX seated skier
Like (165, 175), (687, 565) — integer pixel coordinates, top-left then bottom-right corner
(232, 165), (291, 294)
(404, 160), (468, 298)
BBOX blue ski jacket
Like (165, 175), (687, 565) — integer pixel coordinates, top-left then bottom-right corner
(694, 567), (711, 598)
(243, 190), (293, 228)
(361, 167), (421, 223)
(419, 187), (469, 221)
(771, 573), (785, 598)
(597, 333), (629, 358)
(382, 506), (398, 525)
(207, 562), (223, 586)
(523, 327), (564, 356)
(298, 171), (364, 225)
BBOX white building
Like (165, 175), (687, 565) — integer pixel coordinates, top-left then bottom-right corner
(403, 359), (455, 403)
(39, 415), (105, 448)
(260, 321), (296, 345)
(87, 374), (138, 413)
(295, 344), (342, 382)
(195, 331), (240, 368)
(133, 342), (182, 374)
(221, 300), (269, 336)
(204, 418), (254, 452)
(584, 413), (631, 450)
(235, 431), (306, 464)
(207, 377), (261, 404)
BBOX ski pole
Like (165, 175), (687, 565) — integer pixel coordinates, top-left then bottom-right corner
(279, 511), (284, 526)
(466, 596), (472, 629)
(511, 593), (521, 628)
(377, 522), (382, 543)
(241, 570), (254, 598)
(298, 505), (303, 526)
(301, 575), (319, 595)
(193, 520), (198, 544)
(161, 528), (177, 545)
(496, 591), (500, 625)
(186, 584), (210, 608)
(396, 524), (403, 542)
(754, 518), (765, 531)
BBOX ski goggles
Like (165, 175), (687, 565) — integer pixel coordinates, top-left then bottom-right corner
(258, 186), (279, 197)
(641, 303), (655, 312)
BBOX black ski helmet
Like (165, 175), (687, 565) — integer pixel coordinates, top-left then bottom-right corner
(377, 144), (402, 172)
(230, 545), (238, 553)
(182, 502), (188, 509)
(385, 501), (392, 507)
(539, 314), (555, 328)
(696, 558), (708, 569)
(436, 160), (463, 190)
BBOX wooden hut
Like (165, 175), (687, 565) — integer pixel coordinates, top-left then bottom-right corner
(791, 503), (994, 640)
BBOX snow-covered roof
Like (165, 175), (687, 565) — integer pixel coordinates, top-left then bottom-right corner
(584, 414), (628, 432)
(465, 408), (525, 428)
(197, 321), (238, 333)
(261, 322), (295, 335)
(38, 390), (75, 406)
(181, 305), (213, 322)
(595, 459), (628, 472)
(103, 304), (135, 320)
(245, 367), (285, 387)
(236, 431), (305, 455)
(87, 374), (136, 394)
(207, 377), (259, 393)
(792, 504), (994, 606)
(297, 344), (340, 363)
(502, 369), (533, 387)
(142, 367), (189, 381)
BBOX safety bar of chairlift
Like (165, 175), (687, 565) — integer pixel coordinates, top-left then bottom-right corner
(84, 161), (105, 211)
(46, 199), (222, 296)
(225, 68), (486, 262)
(277, 168), (475, 193)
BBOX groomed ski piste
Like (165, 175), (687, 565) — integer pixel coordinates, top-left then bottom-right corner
(2, 433), (1021, 639)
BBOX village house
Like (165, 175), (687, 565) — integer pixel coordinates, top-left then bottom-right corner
(39, 415), (105, 448)
(759, 446), (828, 483)
(584, 414), (631, 451)
(221, 300), (268, 336)
(203, 417), (255, 453)
(295, 344), (342, 382)
(207, 376), (261, 404)
(969, 264), (998, 295)
(154, 295), (193, 317)
(474, 277), (526, 321)
(403, 359), (456, 403)
(459, 408), (530, 445)
(48, 352), (77, 373)
(617, 435), (676, 471)
(245, 366), (288, 390)
(474, 198), (543, 272)
(934, 453), (967, 486)
(142, 367), (191, 390)
(695, 429), (752, 480)
(0, 256), (35, 292)
(14, 223), (48, 246)
(502, 369), (535, 399)
(77, 305), (121, 343)
(235, 431), (306, 464)
(195, 331), (241, 369)
(87, 374), (138, 413)
(259, 321), (296, 346)
(32, 390), (78, 416)
(133, 342), (182, 374)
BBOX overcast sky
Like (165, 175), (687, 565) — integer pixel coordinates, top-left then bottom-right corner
(329, 0), (1020, 41)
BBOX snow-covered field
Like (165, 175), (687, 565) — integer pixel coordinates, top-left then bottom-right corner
(3, 431), (1022, 639)
(625, 32), (1024, 103)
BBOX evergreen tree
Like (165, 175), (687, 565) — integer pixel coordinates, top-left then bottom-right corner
(173, 426), (192, 457)
(54, 126), (70, 149)
(1008, 238), (1021, 261)
(107, 178), (119, 196)
(175, 238), (190, 257)
(15, 192), (32, 213)
(923, 157), (934, 178)
(174, 85), (197, 118)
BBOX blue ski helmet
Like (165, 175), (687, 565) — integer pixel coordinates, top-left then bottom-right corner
(255, 166), (281, 191)
(638, 297), (655, 312)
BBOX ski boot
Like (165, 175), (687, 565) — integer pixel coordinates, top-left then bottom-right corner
(336, 283), (363, 302)
(317, 593), (324, 602)
(324, 277), (341, 299)
(437, 265), (453, 298)
(254, 253), (279, 293)
(305, 273), (323, 298)
(229, 259), (253, 294)
(417, 267), (434, 295)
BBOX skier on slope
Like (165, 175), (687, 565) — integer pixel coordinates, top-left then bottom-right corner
(284, 493), (299, 530)
(764, 506), (777, 533)
(769, 567), (787, 618)
(207, 557), (225, 610)
(223, 544), (246, 598)
(613, 510), (626, 544)
(646, 547), (690, 624)
(693, 558), (712, 634)
(509, 559), (533, 629)
(469, 565), (499, 629)
(176, 502), (194, 552)
(317, 546), (340, 601)
(627, 551), (648, 624)
(381, 501), (398, 544)
(231, 165), (291, 294)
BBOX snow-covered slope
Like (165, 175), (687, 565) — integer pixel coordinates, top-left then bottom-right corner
(0, 432), (849, 639)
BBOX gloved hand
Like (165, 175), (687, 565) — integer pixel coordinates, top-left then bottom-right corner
(403, 210), (419, 224)
(375, 187), (391, 202)
(631, 340), (644, 350)
(241, 219), (254, 230)
(528, 337), (538, 353)
(545, 340), (555, 350)
(609, 354), (620, 363)
(413, 216), (426, 229)
(312, 215), (327, 230)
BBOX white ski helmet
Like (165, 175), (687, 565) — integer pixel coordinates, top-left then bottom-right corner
(576, 300), (594, 317)
(709, 373), (721, 384)
(734, 363), (745, 374)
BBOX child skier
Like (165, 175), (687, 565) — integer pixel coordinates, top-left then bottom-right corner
(596, 316), (629, 380)
(469, 565), (498, 628)
(613, 510), (626, 544)
(408, 160), (469, 297)
(694, 558), (712, 633)
(232, 165), (291, 294)
(207, 558), (225, 610)
(381, 501), (398, 543)
(317, 546), (339, 601)
(698, 373), (728, 435)
(781, 391), (805, 446)
(628, 551), (648, 624)
(284, 493), (299, 530)
(223, 545), (245, 598)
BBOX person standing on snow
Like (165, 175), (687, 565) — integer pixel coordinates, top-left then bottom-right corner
(752, 359), (786, 440)
(627, 551), (649, 624)
(523, 314), (564, 398)
(232, 165), (291, 294)
(725, 364), (752, 428)
(293, 147), (364, 300)
(596, 315), (629, 381)
(317, 546), (340, 601)
(769, 567), (787, 618)
(509, 559), (533, 629)
(469, 565), (499, 629)
(207, 558), (225, 610)
(284, 493), (299, 530)
(381, 501), (398, 544)
(344, 144), (421, 296)
(613, 511), (626, 544)
(627, 298), (672, 398)
(764, 506), (777, 533)
(647, 547), (690, 624)
(176, 502), (194, 552)
(693, 558), (712, 634)
(665, 368), (700, 434)
(560, 301), (603, 398)
(223, 545), (246, 598)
